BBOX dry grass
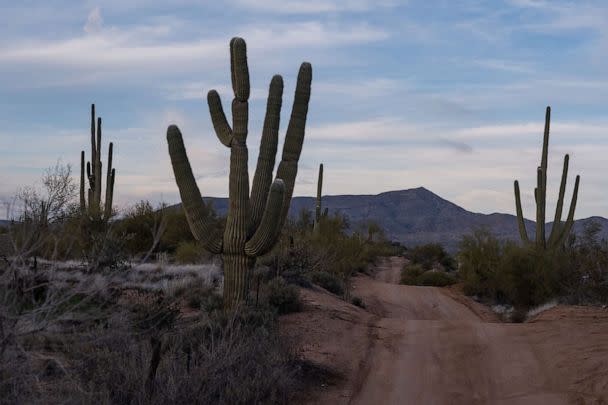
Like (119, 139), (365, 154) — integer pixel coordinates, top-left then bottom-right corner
(0, 256), (304, 405)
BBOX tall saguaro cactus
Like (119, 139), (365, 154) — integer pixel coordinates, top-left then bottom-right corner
(514, 106), (580, 250)
(80, 104), (115, 223)
(167, 38), (312, 308)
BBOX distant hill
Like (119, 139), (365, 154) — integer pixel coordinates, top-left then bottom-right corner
(181, 187), (607, 253)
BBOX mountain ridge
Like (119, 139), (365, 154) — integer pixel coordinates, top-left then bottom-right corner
(177, 187), (606, 253)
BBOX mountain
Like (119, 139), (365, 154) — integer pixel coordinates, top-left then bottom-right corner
(193, 187), (607, 253)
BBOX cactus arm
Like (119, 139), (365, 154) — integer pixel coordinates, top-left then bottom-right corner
(166, 125), (222, 254)
(230, 38), (250, 101)
(535, 169), (540, 246)
(538, 166), (546, 248)
(538, 106), (551, 248)
(250, 75), (283, 230)
(105, 168), (115, 220)
(207, 90), (233, 147)
(514, 180), (529, 243)
(94, 117), (103, 212)
(548, 154), (569, 246)
(245, 179), (285, 257)
(223, 39), (251, 253)
(275, 62), (313, 226)
(551, 175), (580, 248)
(541, 106), (550, 192)
(86, 161), (92, 189)
(315, 163), (323, 223)
(90, 104), (96, 194)
(104, 143), (114, 220)
(80, 151), (86, 213)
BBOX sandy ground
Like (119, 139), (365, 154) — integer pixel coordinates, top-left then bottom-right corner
(281, 256), (608, 405)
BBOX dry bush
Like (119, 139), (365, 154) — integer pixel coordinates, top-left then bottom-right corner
(0, 247), (301, 405)
(34, 306), (301, 405)
(260, 211), (399, 300)
(458, 224), (608, 311)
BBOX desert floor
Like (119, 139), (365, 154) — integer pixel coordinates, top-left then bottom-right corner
(282, 256), (608, 405)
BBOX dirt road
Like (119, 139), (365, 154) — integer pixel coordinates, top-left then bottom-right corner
(283, 256), (608, 404)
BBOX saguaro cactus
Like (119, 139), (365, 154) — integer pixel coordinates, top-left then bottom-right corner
(514, 106), (580, 250)
(80, 104), (115, 223)
(167, 38), (312, 307)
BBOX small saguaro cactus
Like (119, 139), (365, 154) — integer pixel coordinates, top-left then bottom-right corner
(80, 104), (115, 223)
(514, 106), (580, 250)
(167, 38), (312, 308)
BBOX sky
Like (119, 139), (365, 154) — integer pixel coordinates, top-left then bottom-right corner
(0, 0), (607, 220)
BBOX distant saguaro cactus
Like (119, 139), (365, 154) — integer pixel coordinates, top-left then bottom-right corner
(514, 106), (580, 249)
(80, 104), (115, 223)
(167, 38), (312, 307)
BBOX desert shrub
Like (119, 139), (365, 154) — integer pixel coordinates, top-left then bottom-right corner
(81, 226), (130, 271)
(1, 259), (302, 404)
(159, 207), (196, 251)
(458, 228), (502, 298)
(261, 211), (396, 302)
(400, 263), (425, 285)
(331, 234), (368, 277)
(362, 240), (403, 263)
(499, 243), (567, 309)
(351, 296), (365, 308)
(458, 228), (579, 309)
(174, 241), (207, 264)
(64, 306), (299, 405)
(115, 200), (160, 257)
(408, 243), (455, 271)
(308, 271), (344, 296)
(416, 271), (457, 287)
(560, 222), (608, 304)
(264, 277), (302, 315)
(172, 281), (221, 311)
(400, 263), (456, 287)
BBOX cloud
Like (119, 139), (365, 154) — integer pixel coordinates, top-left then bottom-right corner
(306, 118), (425, 142)
(472, 59), (534, 74)
(0, 20), (388, 87)
(438, 138), (473, 153)
(452, 121), (608, 142)
(231, 0), (397, 14)
(314, 78), (406, 99)
(84, 7), (103, 34)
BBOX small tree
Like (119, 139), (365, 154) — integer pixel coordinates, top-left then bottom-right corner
(12, 161), (78, 260)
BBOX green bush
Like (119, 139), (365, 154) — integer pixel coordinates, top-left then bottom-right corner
(498, 243), (563, 309)
(400, 263), (425, 285)
(408, 243), (455, 271)
(416, 271), (457, 287)
(265, 278), (302, 315)
(308, 271), (344, 296)
(260, 211), (397, 303)
(401, 263), (456, 287)
(560, 222), (608, 304)
(458, 228), (575, 310)
(174, 241), (204, 264)
(458, 228), (502, 299)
